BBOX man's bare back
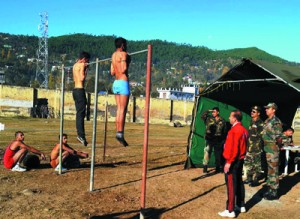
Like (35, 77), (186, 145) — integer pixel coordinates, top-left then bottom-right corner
(73, 61), (88, 88)
(111, 51), (129, 81)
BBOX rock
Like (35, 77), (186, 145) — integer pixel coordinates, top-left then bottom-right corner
(21, 189), (40, 196)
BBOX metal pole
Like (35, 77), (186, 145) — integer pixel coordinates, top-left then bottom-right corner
(58, 65), (65, 175)
(89, 58), (99, 191)
(140, 45), (152, 219)
(103, 99), (108, 162)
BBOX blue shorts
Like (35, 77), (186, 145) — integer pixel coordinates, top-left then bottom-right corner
(112, 80), (130, 96)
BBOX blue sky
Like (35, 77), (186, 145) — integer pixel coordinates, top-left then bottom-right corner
(1, 0), (300, 62)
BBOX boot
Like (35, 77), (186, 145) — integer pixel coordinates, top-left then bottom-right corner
(249, 178), (259, 187)
(244, 175), (253, 184)
(203, 165), (208, 173)
(264, 189), (278, 200)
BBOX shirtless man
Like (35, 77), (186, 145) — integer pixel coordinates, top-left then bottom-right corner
(3, 131), (46, 172)
(50, 134), (88, 171)
(73, 52), (90, 146)
(111, 37), (131, 147)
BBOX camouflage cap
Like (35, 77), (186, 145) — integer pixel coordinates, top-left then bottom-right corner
(251, 105), (261, 112)
(264, 102), (278, 110)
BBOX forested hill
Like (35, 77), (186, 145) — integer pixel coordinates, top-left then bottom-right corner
(0, 32), (296, 95)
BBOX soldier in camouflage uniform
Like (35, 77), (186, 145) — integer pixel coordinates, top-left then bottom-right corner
(244, 106), (264, 187)
(262, 102), (283, 200)
(201, 107), (227, 174)
(279, 127), (295, 173)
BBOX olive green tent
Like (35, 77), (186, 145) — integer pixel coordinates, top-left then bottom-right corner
(185, 59), (300, 168)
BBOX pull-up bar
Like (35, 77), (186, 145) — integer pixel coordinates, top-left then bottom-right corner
(58, 46), (153, 218)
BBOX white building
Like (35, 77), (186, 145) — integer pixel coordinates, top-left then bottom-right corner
(157, 85), (199, 102)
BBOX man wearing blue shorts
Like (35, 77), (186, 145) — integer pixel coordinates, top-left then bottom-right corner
(110, 37), (131, 146)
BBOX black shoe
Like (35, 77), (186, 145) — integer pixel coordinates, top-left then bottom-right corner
(77, 136), (88, 147)
(263, 188), (273, 198)
(215, 166), (222, 173)
(116, 136), (128, 147)
(264, 191), (278, 200)
(203, 165), (208, 173)
(249, 180), (259, 187)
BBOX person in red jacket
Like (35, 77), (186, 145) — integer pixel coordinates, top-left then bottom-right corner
(218, 110), (248, 218)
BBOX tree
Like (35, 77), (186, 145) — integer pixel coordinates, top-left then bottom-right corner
(48, 72), (56, 89)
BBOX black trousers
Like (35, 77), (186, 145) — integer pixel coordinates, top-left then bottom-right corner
(225, 159), (245, 212)
(73, 88), (87, 138)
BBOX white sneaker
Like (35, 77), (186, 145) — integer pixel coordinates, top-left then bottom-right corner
(235, 206), (246, 213)
(54, 165), (67, 172)
(218, 210), (236, 218)
(11, 164), (27, 172)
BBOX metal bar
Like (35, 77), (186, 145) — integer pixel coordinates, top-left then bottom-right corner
(87, 49), (149, 65)
(89, 58), (99, 192)
(63, 49), (149, 68)
(140, 45), (152, 218)
(103, 99), (108, 162)
(212, 78), (279, 84)
(58, 65), (65, 175)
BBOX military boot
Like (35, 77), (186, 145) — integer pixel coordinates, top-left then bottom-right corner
(203, 165), (208, 173)
(264, 189), (278, 200)
(262, 186), (271, 198)
(244, 175), (253, 184)
(249, 178), (259, 187)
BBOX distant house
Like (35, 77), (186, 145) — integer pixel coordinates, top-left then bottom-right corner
(157, 85), (199, 102)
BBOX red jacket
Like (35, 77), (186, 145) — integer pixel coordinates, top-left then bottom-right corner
(223, 122), (248, 164)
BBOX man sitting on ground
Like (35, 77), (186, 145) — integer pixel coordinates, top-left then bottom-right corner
(3, 131), (46, 172)
(50, 134), (88, 171)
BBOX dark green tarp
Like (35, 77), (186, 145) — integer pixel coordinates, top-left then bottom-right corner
(185, 96), (251, 168)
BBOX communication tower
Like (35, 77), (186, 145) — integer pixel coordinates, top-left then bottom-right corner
(35, 12), (49, 88)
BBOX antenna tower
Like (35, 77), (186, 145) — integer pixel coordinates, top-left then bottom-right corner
(35, 12), (49, 88)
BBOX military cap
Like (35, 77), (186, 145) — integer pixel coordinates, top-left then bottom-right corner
(264, 102), (278, 110)
(251, 105), (261, 112)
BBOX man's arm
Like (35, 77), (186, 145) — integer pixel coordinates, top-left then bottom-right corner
(120, 52), (128, 74)
(75, 63), (87, 82)
(20, 142), (46, 160)
(110, 63), (115, 76)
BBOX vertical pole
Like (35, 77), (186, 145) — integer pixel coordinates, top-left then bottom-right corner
(140, 45), (152, 219)
(90, 58), (99, 191)
(58, 65), (65, 175)
(103, 99), (108, 162)
(170, 100), (173, 122)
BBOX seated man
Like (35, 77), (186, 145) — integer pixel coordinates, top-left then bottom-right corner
(50, 133), (88, 171)
(279, 127), (295, 173)
(3, 131), (46, 172)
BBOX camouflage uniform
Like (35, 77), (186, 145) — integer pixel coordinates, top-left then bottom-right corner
(201, 111), (227, 168)
(262, 115), (282, 191)
(244, 118), (264, 180)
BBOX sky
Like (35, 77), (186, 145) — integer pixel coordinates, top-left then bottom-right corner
(1, 0), (300, 62)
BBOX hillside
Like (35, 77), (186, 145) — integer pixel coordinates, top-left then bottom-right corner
(0, 32), (297, 95)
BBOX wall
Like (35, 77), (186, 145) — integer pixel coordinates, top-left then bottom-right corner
(0, 85), (194, 125)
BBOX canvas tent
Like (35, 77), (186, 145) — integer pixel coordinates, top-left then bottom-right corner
(186, 58), (300, 168)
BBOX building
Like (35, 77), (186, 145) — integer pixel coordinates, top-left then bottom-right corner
(157, 85), (199, 102)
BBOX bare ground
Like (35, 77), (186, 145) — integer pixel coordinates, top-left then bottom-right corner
(0, 117), (299, 219)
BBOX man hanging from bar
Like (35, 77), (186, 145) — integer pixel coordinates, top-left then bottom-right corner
(110, 37), (131, 146)
(73, 51), (90, 146)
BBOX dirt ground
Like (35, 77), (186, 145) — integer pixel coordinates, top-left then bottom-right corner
(0, 117), (299, 219)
